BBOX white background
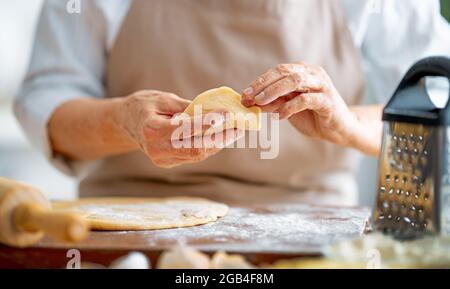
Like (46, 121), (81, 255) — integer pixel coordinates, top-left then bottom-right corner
(0, 0), (76, 200)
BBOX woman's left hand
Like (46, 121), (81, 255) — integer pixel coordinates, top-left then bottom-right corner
(241, 61), (380, 155)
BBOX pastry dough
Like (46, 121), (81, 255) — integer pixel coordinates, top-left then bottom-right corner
(210, 251), (255, 269)
(271, 233), (450, 269)
(157, 246), (211, 269)
(52, 197), (229, 231)
(184, 86), (261, 133)
(157, 246), (255, 269)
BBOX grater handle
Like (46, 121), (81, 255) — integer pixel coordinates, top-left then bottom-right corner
(398, 56), (450, 93)
(384, 56), (450, 125)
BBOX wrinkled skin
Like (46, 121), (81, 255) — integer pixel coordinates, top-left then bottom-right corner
(118, 90), (243, 168)
(242, 61), (371, 151)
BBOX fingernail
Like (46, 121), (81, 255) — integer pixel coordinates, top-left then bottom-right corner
(243, 87), (254, 96)
(255, 92), (265, 104)
(241, 97), (255, 107)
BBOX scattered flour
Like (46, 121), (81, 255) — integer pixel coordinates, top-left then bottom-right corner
(135, 204), (370, 253)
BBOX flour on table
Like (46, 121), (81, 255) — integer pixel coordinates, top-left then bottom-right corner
(135, 204), (370, 253)
(39, 204), (370, 255)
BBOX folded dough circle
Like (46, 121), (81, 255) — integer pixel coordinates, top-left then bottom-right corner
(52, 197), (229, 231)
(184, 86), (261, 134)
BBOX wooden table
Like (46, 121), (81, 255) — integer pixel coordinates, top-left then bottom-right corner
(0, 204), (370, 268)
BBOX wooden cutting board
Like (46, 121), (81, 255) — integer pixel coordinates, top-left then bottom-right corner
(0, 204), (370, 268)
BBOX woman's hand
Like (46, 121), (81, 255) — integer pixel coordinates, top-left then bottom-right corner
(117, 90), (242, 168)
(241, 62), (381, 155)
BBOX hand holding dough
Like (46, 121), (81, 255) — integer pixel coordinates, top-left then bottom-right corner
(184, 87), (261, 134)
(52, 197), (229, 231)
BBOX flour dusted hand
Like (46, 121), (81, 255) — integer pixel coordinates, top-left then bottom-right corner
(117, 90), (242, 168)
(242, 62), (382, 155)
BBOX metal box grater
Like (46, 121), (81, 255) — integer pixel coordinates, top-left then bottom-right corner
(373, 56), (450, 239)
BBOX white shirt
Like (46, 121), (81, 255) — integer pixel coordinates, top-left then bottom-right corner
(14, 0), (450, 175)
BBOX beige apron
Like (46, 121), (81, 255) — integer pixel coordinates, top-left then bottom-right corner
(80, 0), (365, 206)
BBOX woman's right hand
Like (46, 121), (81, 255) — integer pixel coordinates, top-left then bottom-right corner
(116, 90), (243, 168)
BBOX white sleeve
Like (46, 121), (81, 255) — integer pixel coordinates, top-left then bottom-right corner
(14, 0), (108, 176)
(361, 0), (450, 102)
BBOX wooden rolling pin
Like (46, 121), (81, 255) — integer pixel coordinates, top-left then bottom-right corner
(0, 177), (89, 247)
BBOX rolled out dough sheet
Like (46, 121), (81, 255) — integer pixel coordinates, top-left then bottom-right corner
(52, 197), (229, 231)
(184, 86), (261, 132)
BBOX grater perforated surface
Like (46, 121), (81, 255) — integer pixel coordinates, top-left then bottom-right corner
(374, 122), (437, 239)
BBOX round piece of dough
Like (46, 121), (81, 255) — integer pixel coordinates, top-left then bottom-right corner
(52, 197), (229, 231)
